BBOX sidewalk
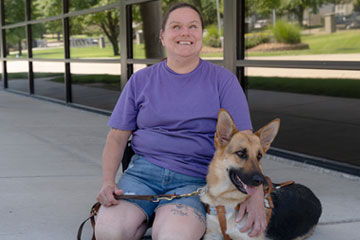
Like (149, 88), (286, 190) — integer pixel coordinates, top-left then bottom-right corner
(1, 90), (360, 240)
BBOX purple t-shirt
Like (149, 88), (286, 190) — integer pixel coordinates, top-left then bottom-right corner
(108, 59), (252, 178)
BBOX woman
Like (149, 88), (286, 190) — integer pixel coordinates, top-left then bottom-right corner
(95, 3), (266, 240)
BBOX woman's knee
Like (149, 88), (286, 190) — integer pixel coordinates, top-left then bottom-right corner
(95, 219), (147, 240)
(95, 221), (124, 240)
(95, 202), (148, 240)
(151, 205), (206, 240)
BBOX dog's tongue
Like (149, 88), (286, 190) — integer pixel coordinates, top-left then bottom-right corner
(244, 184), (257, 195)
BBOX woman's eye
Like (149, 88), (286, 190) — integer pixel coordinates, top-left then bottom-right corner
(190, 25), (197, 29)
(173, 25), (180, 30)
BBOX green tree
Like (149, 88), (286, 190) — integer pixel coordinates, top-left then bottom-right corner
(33, 0), (63, 40)
(354, 0), (360, 11)
(246, 0), (280, 17)
(277, 0), (344, 26)
(161, 0), (223, 27)
(33, 0), (120, 55)
(4, 0), (26, 56)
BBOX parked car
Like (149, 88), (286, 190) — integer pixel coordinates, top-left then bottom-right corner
(345, 12), (360, 29)
(254, 19), (268, 29)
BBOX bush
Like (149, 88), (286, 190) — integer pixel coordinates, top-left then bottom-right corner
(204, 24), (222, 48)
(245, 32), (271, 49)
(272, 20), (301, 44)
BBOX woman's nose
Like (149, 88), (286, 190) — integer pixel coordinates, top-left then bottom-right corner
(180, 27), (190, 36)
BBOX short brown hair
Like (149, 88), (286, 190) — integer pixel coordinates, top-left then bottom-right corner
(161, 3), (204, 31)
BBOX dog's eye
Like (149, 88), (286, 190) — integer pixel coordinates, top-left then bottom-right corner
(257, 152), (263, 161)
(235, 149), (247, 159)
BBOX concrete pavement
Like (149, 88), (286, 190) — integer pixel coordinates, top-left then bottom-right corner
(4, 53), (360, 79)
(1, 89), (360, 240)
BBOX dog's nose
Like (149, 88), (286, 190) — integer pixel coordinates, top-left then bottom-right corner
(252, 174), (266, 186)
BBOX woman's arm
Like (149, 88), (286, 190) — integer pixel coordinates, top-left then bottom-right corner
(96, 128), (132, 207)
(235, 129), (267, 237)
(236, 185), (266, 237)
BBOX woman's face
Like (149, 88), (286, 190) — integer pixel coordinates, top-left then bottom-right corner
(160, 7), (203, 60)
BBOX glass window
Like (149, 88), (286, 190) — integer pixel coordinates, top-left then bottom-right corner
(245, 1), (360, 61)
(33, 62), (65, 101)
(32, 20), (64, 59)
(132, 4), (146, 59)
(246, 67), (360, 167)
(71, 62), (121, 111)
(31, 0), (62, 20)
(4, 0), (25, 25)
(7, 61), (29, 93)
(69, 10), (120, 59)
(6, 27), (27, 59)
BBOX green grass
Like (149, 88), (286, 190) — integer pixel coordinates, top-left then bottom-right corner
(7, 72), (120, 90)
(248, 76), (360, 99)
(9, 72), (360, 98)
(52, 74), (121, 90)
(8, 44), (142, 59)
(8, 29), (360, 59)
(9, 73), (360, 98)
(247, 29), (360, 57)
(7, 72), (62, 79)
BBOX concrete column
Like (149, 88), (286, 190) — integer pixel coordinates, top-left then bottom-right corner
(325, 14), (336, 33)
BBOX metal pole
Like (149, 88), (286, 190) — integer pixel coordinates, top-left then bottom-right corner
(63, 0), (72, 103)
(0, 0), (7, 88)
(272, 9), (276, 27)
(223, 0), (237, 74)
(26, 0), (34, 94)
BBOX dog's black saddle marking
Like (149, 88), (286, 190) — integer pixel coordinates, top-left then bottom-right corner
(265, 183), (322, 240)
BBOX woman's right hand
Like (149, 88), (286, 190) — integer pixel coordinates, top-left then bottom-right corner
(96, 181), (123, 207)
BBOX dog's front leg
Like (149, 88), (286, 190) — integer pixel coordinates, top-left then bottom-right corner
(203, 214), (224, 240)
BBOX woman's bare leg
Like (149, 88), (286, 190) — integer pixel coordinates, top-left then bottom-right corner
(95, 200), (148, 240)
(152, 204), (206, 240)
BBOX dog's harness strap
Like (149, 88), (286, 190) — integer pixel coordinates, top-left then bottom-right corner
(264, 177), (275, 225)
(264, 176), (295, 226)
(215, 206), (232, 240)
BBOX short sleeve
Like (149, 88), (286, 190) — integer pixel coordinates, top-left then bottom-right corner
(107, 76), (138, 131)
(219, 74), (253, 131)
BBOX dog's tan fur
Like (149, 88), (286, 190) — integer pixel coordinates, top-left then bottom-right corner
(201, 109), (281, 240)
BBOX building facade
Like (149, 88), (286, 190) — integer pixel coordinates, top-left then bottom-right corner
(1, 0), (359, 175)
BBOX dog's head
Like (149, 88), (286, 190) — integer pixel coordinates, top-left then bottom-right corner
(209, 109), (280, 196)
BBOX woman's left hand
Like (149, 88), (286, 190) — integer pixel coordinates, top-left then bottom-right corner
(236, 185), (266, 237)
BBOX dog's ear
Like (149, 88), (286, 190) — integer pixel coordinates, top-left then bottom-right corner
(255, 118), (280, 152)
(215, 109), (238, 148)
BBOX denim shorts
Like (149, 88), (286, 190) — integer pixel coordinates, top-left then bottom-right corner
(117, 155), (207, 222)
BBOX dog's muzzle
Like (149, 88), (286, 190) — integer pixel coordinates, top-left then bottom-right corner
(229, 168), (266, 195)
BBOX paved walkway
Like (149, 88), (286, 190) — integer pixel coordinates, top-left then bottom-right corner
(1, 90), (360, 239)
(4, 53), (360, 79)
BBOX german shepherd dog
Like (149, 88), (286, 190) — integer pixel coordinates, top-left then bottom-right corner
(200, 109), (322, 240)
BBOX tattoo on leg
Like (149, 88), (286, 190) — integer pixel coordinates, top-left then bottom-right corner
(193, 208), (206, 225)
(171, 208), (188, 217)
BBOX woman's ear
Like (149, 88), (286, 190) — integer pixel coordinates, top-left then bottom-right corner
(159, 29), (165, 46)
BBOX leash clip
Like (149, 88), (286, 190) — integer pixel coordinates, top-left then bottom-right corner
(152, 195), (176, 202)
